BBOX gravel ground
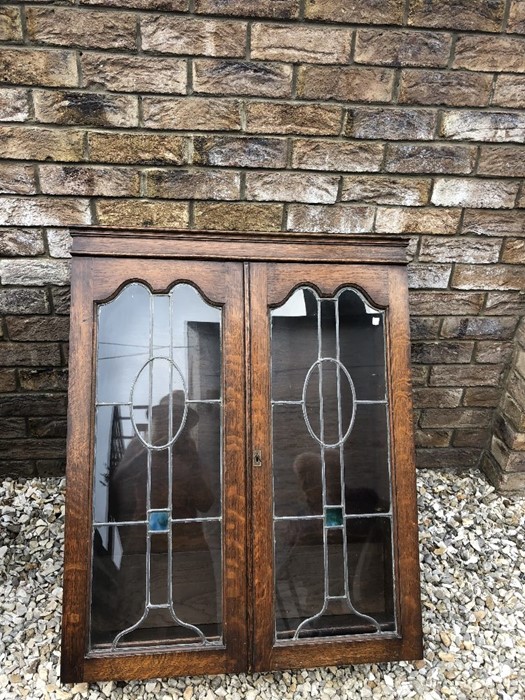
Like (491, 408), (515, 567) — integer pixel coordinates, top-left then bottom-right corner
(1, 470), (524, 700)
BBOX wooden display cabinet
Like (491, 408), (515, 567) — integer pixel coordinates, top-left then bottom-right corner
(61, 228), (422, 682)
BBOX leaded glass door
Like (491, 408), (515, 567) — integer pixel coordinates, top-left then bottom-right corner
(249, 262), (421, 670)
(62, 258), (247, 681)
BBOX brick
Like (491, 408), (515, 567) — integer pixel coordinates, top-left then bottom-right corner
(441, 111), (525, 143)
(0, 460), (34, 477)
(51, 287), (70, 314)
(36, 459), (66, 477)
(6, 316), (70, 342)
(0, 164), (37, 195)
(96, 200), (189, 228)
(418, 237), (501, 264)
(407, 264), (452, 289)
(88, 132), (187, 165)
(245, 172), (338, 204)
(409, 291), (485, 316)
(304, 0), (403, 24)
(478, 146), (525, 178)
(297, 66), (394, 103)
(81, 53), (186, 95)
(0, 88), (29, 121)
(0, 229), (45, 256)
(432, 178), (518, 209)
(462, 210), (525, 237)
(194, 59), (292, 98)
(0, 418), (26, 439)
(502, 238), (525, 264)
(193, 136), (287, 168)
(0, 288), (49, 314)
(454, 35), (525, 73)
(46, 230), (71, 259)
(34, 90), (138, 128)
(195, 0), (299, 18)
(500, 394), (525, 431)
(416, 447), (480, 469)
(415, 430), (452, 447)
(355, 29), (451, 68)
(141, 16), (245, 57)
(485, 291), (525, 315)
(412, 365), (429, 386)
(463, 387), (501, 407)
(251, 23), (352, 64)
(399, 69), (492, 107)
(143, 97), (241, 131)
(26, 8), (136, 50)
(246, 102), (341, 136)
(146, 169), (239, 200)
(0, 393), (67, 417)
(475, 341), (514, 364)
(441, 316), (518, 340)
(386, 144), (475, 175)
(0, 197), (90, 228)
(376, 206), (460, 234)
(0, 438), (66, 460)
(0, 49), (78, 88)
(342, 176), (430, 206)
(508, 369), (525, 407)
(81, 0), (188, 8)
(491, 435), (525, 471)
(410, 317), (441, 339)
(0, 7), (23, 41)
(0, 258), (70, 286)
(39, 165), (140, 197)
(0, 126), (84, 162)
(286, 204), (374, 233)
(19, 368), (68, 391)
(29, 418), (67, 438)
(508, 0), (525, 33)
(408, 0), (504, 31)
(0, 342), (61, 367)
(492, 75), (525, 108)
(0, 370), (16, 392)
(412, 341), (473, 364)
(345, 107), (436, 140)
(494, 414), (525, 451)
(413, 387), (462, 408)
(452, 264), (525, 290)
(292, 140), (383, 172)
(193, 202), (283, 231)
(430, 364), (503, 386)
(420, 407), (492, 428)
(452, 429), (491, 448)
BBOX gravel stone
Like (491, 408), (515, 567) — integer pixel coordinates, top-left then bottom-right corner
(0, 471), (524, 698)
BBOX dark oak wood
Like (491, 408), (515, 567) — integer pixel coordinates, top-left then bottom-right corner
(62, 227), (422, 682)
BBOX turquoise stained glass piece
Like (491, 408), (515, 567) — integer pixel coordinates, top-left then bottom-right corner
(149, 510), (170, 532)
(325, 507), (343, 528)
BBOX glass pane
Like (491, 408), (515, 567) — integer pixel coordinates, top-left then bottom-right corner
(91, 282), (223, 651)
(271, 286), (394, 641)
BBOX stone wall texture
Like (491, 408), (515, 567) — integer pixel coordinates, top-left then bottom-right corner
(0, 0), (524, 489)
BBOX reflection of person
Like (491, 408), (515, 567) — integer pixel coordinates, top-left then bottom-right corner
(92, 391), (218, 646)
(110, 391), (214, 533)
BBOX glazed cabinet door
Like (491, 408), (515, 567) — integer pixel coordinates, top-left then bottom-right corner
(62, 258), (247, 682)
(249, 263), (422, 671)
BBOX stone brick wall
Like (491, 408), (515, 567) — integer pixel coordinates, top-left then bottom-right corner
(0, 0), (524, 488)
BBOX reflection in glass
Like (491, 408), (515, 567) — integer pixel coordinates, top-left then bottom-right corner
(91, 283), (222, 650)
(271, 287), (395, 640)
